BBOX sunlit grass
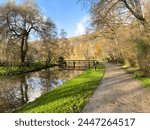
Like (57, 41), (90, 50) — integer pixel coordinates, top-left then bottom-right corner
(122, 65), (150, 89)
(0, 61), (53, 75)
(135, 77), (150, 89)
(16, 65), (105, 113)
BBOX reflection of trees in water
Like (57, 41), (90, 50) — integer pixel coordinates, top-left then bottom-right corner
(0, 68), (84, 112)
(0, 86), (18, 112)
(38, 68), (78, 93)
(0, 75), (29, 112)
(19, 75), (29, 104)
(39, 68), (83, 93)
(57, 70), (83, 81)
(39, 68), (57, 93)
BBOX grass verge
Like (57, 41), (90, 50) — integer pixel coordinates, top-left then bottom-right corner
(0, 61), (55, 76)
(135, 77), (150, 89)
(16, 65), (105, 113)
(122, 65), (150, 89)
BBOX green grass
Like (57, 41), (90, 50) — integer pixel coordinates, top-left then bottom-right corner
(16, 65), (105, 113)
(0, 61), (54, 75)
(135, 77), (150, 89)
(121, 65), (150, 89)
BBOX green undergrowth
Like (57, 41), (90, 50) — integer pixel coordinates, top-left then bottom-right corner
(16, 65), (105, 113)
(135, 77), (150, 89)
(122, 64), (150, 89)
(0, 61), (54, 76)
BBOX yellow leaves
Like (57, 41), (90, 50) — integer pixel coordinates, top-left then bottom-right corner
(67, 34), (103, 60)
(95, 43), (101, 56)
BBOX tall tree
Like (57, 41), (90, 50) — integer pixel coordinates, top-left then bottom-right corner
(0, 0), (56, 65)
(80, 0), (150, 75)
(58, 29), (70, 58)
(80, 0), (147, 26)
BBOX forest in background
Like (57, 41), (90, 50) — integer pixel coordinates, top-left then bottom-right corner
(0, 0), (150, 77)
(0, 0), (69, 68)
(68, 0), (150, 76)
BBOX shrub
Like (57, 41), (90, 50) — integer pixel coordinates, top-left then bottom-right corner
(136, 37), (150, 76)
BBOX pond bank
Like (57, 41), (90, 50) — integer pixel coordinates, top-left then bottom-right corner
(16, 65), (105, 113)
(0, 67), (84, 112)
(0, 62), (56, 76)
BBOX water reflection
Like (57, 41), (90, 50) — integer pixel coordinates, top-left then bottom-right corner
(0, 67), (83, 112)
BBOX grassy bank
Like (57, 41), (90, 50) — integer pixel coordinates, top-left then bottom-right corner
(16, 65), (105, 113)
(135, 77), (150, 89)
(122, 65), (150, 89)
(0, 61), (55, 76)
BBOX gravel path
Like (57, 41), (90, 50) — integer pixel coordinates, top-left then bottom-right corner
(82, 62), (150, 113)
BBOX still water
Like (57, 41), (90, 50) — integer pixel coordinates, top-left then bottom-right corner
(0, 67), (84, 112)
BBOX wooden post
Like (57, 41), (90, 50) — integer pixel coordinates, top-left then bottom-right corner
(88, 61), (90, 68)
(94, 60), (97, 70)
(73, 61), (75, 68)
(95, 64), (96, 70)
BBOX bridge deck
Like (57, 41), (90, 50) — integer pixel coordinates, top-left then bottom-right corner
(59, 60), (97, 70)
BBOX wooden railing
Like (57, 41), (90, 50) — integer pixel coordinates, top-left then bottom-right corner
(65, 60), (96, 67)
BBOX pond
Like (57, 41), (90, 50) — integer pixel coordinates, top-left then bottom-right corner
(0, 67), (84, 112)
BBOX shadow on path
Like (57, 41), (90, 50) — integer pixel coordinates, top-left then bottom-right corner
(82, 62), (150, 113)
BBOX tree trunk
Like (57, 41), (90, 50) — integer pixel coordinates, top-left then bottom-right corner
(20, 34), (28, 66)
(21, 37), (25, 65)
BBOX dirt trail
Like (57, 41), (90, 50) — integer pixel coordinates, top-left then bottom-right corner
(82, 62), (150, 113)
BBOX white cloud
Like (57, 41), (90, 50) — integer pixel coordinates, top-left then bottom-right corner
(75, 15), (90, 36)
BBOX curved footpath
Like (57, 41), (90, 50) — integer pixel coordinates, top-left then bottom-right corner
(82, 62), (150, 112)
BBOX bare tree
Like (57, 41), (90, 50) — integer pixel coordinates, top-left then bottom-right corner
(80, 0), (147, 26)
(0, 0), (56, 66)
(60, 28), (67, 39)
(79, 0), (150, 75)
(58, 29), (70, 58)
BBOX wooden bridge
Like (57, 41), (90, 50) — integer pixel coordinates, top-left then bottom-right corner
(60, 60), (97, 70)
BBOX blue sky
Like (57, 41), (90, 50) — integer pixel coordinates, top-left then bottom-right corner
(0, 0), (90, 37)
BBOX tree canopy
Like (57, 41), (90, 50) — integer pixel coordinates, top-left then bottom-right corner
(0, 0), (56, 65)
